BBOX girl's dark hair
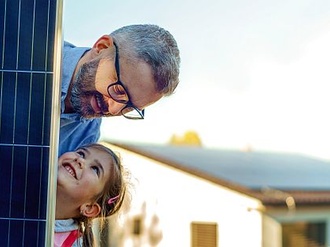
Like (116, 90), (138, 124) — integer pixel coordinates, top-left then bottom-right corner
(74, 143), (126, 247)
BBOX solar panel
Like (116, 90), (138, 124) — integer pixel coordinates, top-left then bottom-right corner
(0, 0), (62, 246)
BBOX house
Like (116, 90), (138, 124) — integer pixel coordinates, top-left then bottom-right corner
(99, 141), (330, 247)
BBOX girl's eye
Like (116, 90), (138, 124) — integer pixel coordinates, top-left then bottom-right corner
(91, 166), (100, 176)
(76, 150), (85, 158)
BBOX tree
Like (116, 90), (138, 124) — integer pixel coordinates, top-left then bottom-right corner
(169, 130), (202, 146)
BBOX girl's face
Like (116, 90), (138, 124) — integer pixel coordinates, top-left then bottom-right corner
(57, 147), (112, 208)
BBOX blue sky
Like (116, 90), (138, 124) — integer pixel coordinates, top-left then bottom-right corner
(63, 0), (330, 160)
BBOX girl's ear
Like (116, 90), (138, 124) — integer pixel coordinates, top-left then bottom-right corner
(80, 203), (101, 218)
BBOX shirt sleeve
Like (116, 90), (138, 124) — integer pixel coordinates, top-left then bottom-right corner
(58, 117), (102, 156)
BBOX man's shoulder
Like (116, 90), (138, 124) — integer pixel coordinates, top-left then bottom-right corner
(59, 117), (102, 155)
(64, 41), (75, 48)
(61, 114), (102, 127)
(62, 41), (90, 59)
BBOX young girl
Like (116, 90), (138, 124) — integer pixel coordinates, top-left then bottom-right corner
(55, 143), (126, 247)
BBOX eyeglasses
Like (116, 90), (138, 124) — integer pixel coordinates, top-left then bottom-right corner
(106, 43), (145, 120)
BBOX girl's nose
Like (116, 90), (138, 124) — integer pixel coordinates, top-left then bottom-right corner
(74, 156), (84, 169)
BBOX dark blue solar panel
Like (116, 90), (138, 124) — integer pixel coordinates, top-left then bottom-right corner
(1, 0), (57, 72)
(18, 0), (34, 70)
(1, 219), (46, 247)
(0, 0), (59, 245)
(0, 72), (16, 143)
(2, 0), (19, 70)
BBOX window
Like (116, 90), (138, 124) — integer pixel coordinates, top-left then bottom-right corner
(132, 216), (142, 235)
(282, 222), (326, 247)
(191, 222), (217, 247)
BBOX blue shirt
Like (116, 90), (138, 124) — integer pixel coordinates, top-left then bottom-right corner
(59, 42), (102, 156)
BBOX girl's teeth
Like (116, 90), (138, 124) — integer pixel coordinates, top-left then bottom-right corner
(65, 165), (76, 178)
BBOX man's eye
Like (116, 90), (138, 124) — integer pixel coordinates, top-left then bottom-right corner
(76, 150), (85, 158)
(113, 84), (126, 95)
(110, 84), (129, 102)
(92, 166), (100, 176)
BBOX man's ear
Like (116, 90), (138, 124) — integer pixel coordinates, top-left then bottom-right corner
(93, 35), (114, 52)
(80, 203), (101, 218)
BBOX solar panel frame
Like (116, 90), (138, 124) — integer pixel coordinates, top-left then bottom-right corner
(0, 0), (62, 245)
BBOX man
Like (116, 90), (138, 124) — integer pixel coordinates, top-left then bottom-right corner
(59, 24), (180, 156)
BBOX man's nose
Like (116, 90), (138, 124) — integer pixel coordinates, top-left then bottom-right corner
(106, 98), (126, 116)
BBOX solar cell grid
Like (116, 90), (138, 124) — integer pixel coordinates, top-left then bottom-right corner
(0, 0), (61, 245)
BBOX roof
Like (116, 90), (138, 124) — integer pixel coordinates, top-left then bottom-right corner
(108, 141), (330, 207)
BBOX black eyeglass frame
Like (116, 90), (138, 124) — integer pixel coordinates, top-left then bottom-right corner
(106, 42), (145, 120)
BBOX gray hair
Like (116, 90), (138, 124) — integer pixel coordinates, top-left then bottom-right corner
(110, 24), (180, 96)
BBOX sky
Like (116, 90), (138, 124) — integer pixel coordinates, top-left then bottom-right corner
(63, 0), (330, 161)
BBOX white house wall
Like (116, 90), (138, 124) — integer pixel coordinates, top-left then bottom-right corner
(106, 143), (265, 247)
(262, 215), (282, 247)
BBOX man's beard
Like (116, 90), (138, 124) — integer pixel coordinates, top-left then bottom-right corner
(70, 58), (112, 119)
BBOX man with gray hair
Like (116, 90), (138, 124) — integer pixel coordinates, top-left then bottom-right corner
(60, 24), (180, 156)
